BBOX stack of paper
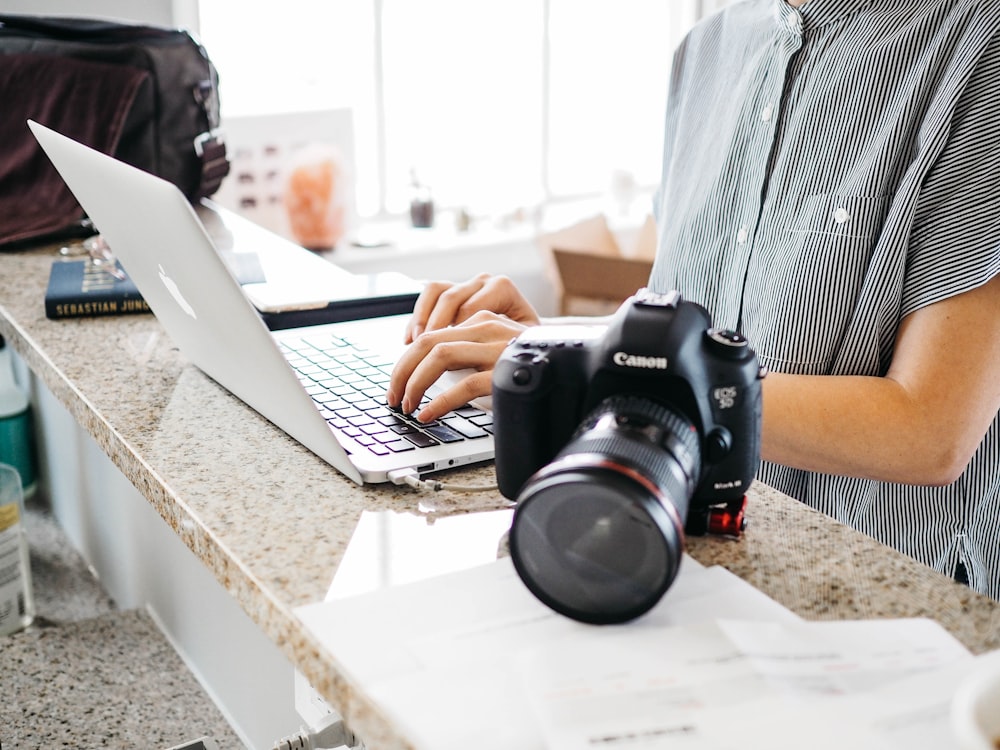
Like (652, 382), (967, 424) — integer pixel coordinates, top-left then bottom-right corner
(296, 555), (975, 749)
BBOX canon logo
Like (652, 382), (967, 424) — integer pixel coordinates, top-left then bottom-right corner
(613, 351), (668, 370)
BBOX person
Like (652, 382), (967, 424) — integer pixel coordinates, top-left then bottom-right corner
(386, 0), (1000, 599)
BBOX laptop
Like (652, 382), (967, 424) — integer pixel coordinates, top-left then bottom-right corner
(190, 202), (424, 332)
(29, 120), (495, 485)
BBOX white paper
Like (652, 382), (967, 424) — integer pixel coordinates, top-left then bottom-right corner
(296, 555), (974, 749)
(518, 618), (972, 750)
(296, 555), (798, 750)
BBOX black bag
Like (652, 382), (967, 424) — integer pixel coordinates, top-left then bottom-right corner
(0, 14), (230, 247)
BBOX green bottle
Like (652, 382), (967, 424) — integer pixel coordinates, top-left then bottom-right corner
(0, 335), (36, 497)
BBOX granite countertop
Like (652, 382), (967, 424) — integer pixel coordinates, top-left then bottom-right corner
(4, 609), (243, 749)
(3, 241), (999, 750)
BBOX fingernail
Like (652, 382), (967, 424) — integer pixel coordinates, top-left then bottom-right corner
(385, 388), (396, 405)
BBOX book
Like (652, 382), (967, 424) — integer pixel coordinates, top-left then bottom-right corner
(44, 259), (150, 319)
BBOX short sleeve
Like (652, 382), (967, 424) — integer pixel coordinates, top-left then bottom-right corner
(904, 27), (1000, 317)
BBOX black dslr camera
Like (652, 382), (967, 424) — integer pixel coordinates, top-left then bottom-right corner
(492, 289), (764, 624)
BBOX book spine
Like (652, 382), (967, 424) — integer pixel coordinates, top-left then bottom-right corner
(45, 296), (151, 319)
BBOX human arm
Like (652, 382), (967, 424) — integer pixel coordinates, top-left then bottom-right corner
(762, 273), (1000, 485)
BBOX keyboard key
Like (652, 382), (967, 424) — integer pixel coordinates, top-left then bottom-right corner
(423, 423), (465, 443)
(453, 405), (486, 418)
(384, 439), (415, 453)
(378, 414), (410, 428)
(403, 431), (440, 448)
(440, 417), (489, 439)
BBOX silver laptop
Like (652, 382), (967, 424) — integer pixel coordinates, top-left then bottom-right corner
(29, 120), (494, 485)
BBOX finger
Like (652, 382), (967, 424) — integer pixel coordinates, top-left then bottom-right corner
(422, 274), (491, 333)
(455, 275), (541, 326)
(405, 281), (452, 343)
(388, 315), (525, 409)
(389, 325), (475, 408)
(387, 329), (438, 406)
(417, 371), (495, 423)
(400, 338), (493, 414)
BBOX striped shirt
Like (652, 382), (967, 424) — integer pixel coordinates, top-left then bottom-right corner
(649, 0), (1000, 597)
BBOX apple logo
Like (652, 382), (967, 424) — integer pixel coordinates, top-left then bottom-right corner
(158, 264), (197, 319)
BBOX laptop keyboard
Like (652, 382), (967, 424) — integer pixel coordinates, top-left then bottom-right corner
(278, 331), (493, 457)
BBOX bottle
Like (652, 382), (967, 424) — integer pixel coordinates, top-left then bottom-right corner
(0, 335), (36, 498)
(408, 169), (435, 229)
(0, 462), (34, 636)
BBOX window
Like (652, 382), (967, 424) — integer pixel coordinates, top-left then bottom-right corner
(197, 1), (717, 222)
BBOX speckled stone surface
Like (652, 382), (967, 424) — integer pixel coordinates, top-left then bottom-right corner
(2, 609), (243, 749)
(3, 241), (1000, 750)
(23, 503), (116, 624)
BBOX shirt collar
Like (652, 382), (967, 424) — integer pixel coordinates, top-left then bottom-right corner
(774, 0), (878, 33)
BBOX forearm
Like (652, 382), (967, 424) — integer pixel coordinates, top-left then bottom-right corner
(761, 372), (969, 486)
(762, 276), (1000, 486)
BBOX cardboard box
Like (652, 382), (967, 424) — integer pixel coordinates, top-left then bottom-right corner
(538, 213), (656, 316)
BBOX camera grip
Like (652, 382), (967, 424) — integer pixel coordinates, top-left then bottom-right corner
(493, 350), (585, 499)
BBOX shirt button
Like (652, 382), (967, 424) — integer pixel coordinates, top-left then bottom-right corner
(736, 226), (750, 244)
(833, 207), (850, 225)
(760, 103), (774, 123)
(787, 14), (802, 33)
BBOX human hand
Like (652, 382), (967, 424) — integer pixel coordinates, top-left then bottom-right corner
(388, 307), (535, 422)
(403, 273), (540, 343)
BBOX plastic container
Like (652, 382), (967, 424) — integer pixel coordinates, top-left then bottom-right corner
(0, 462), (34, 636)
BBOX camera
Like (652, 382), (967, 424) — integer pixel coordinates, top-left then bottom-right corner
(492, 289), (764, 624)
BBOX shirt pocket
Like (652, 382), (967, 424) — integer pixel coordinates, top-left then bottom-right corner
(742, 193), (887, 375)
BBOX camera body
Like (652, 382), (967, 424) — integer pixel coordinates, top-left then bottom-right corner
(493, 289), (764, 623)
(493, 289), (763, 529)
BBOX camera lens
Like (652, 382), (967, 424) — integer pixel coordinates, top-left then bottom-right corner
(509, 395), (700, 624)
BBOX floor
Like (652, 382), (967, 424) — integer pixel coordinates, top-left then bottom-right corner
(1, 495), (244, 750)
